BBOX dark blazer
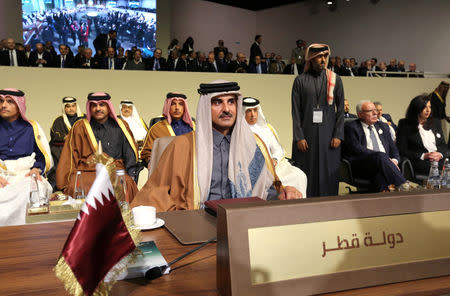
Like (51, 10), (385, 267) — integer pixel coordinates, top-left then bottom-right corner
(215, 58), (227, 72)
(146, 57), (167, 71)
(187, 59), (205, 72)
(214, 46), (228, 57)
(344, 112), (357, 118)
(227, 60), (248, 73)
(382, 113), (397, 130)
(54, 54), (74, 68)
(283, 63), (303, 75)
(203, 62), (218, 72)
(0, 50), (28, 66)
(169, 58), (187, 71)
(248, 63), (267, 74)
(343, 119), (400, 163)
(249, 42), (262, 64)
(100, 57), (123, 70)
(396, 118), (447, 163)
(78, 57), (99, 69)
(28, 51), (54, 67)
(339, 67), (357, 76)
(93, 33), (117, 51)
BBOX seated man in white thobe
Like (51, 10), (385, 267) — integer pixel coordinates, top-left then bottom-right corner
(0, 89), (53, 226)
(243, 97), (307, 197)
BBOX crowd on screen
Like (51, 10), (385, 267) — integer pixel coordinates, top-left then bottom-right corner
(0, 33), (423, 77)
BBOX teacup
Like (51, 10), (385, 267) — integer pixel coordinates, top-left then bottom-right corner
(132, 206), (156, 227)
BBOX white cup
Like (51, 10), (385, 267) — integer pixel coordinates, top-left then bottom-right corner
(132, 206), (156, 227)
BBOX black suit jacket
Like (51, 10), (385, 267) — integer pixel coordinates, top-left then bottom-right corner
(382, 113), (397, 130)
(146, 57), (167, 71)
(54, 54), (74, 68)
(339, 67), (357, 76)
(249, 42), (262, 64)
(227, 60), (248, 73)
(396, 118), (447, 162)
(187, 59), (204, 72)
(343, 119), (400, 163)
(93, 34), (117, 52)
(283, 63), (303, 75)
(248, 63), (267, 74)
(100, 57), (124, 70)
(215, 58), (227, 72)
(28, 51), (54, 67)
(0, 50), (28, 66)
(173, 59), (188, 71)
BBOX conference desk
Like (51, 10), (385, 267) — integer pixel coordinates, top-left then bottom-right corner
(1, 219), (450, 296)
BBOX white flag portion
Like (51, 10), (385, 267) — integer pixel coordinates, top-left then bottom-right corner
(78, 163), (114, 219)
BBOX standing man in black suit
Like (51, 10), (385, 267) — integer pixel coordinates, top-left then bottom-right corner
(343, 100), (407, 191)
(55, 44), (74, 68)
(93, 30), (117, 53)
(28, 43), (54, 67)
(146, 48), (167, 71)
(250, 35), (263, 65)
(0, 38), (28, 66)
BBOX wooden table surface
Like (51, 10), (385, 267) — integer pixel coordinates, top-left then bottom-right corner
(1, 221), (450, 296)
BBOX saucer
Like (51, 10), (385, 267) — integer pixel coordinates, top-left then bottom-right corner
(136, 218), (165, 231)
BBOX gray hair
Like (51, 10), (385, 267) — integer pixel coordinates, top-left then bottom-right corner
(373, 101), (382, 107)
(356, 100), (372, 113)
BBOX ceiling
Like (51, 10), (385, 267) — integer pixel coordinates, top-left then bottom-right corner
(203, 0), (306, 11)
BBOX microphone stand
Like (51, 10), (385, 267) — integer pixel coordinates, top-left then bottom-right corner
(145, 237), (216, 280)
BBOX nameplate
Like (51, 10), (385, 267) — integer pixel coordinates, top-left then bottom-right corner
(217, 190), (450, 296)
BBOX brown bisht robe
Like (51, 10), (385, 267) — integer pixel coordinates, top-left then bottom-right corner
(56, 118), (138, 202)
(131, 132), (278, 212)
(140, 119), (175, 164)
(132, 131), (196, 212)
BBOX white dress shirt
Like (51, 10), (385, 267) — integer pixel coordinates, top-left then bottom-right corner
(418, 123), (440, 160)
(361, 121), (386, 153)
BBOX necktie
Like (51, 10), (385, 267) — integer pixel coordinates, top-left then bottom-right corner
(109, 58), (112, 69)
(10, 50), (14, 66)
(369, 126), (380, 152)
(291, 66), (294, 74)
(62, 56), (65, 68)
(155, 59), (160, 70)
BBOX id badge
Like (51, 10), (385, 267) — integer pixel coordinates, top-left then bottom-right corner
(313, 108), (323, 123)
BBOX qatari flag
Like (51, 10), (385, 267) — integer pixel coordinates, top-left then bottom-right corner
(55, 161), (139, 296)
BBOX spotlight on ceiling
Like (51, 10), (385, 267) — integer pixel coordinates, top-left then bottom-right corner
(326, 0), (337, 11)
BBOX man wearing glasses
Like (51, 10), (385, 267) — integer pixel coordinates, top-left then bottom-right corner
(343, 100), (407, 192)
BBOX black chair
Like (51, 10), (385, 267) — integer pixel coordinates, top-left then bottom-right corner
(400, 157), (428, 185)
(339, 158), (375, 193)
(148, 116), (196, 128)
(340, 157), (419, 194)
(149, 116), (165, 128)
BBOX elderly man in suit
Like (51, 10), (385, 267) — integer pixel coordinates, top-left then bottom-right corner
(343, 100), (407, 191)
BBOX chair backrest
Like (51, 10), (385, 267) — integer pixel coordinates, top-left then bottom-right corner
(149, 116), (165, 128)
(148, 136), (176, 176)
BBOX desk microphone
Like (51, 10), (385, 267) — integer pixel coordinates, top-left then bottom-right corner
(144, 237), (216, 280)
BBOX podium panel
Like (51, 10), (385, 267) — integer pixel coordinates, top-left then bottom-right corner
(217, 190), (450, 296)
